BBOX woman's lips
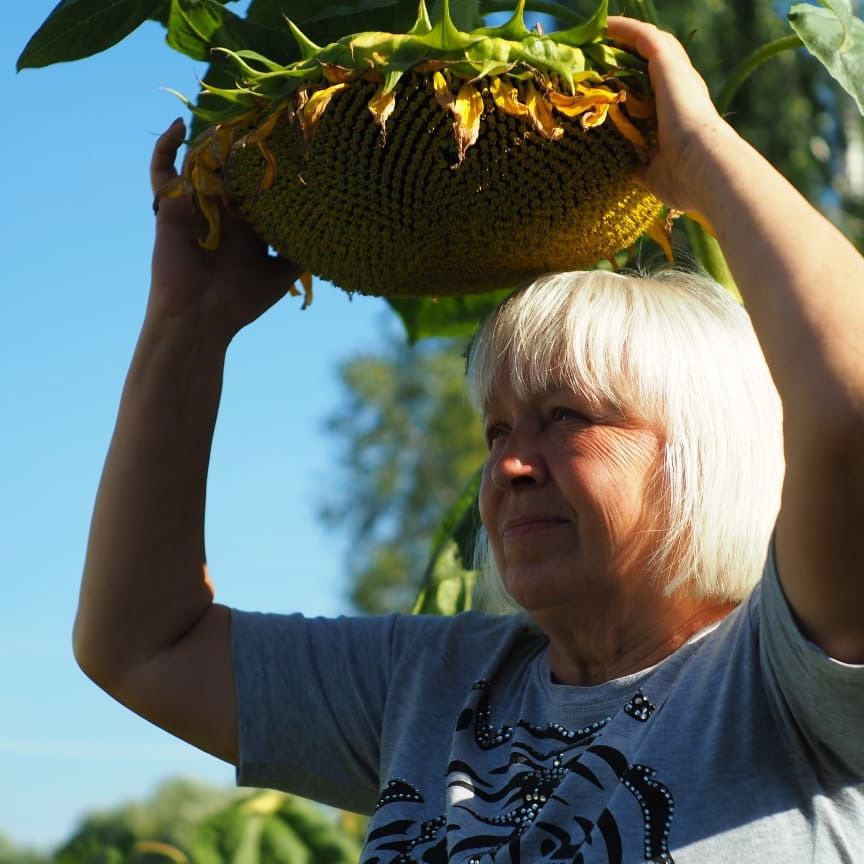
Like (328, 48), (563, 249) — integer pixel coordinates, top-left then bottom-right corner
(503, 516), (570, 538)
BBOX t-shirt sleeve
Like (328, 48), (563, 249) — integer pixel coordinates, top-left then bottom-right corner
(757, 539), (864, 779)
(230, 609), (397, 813)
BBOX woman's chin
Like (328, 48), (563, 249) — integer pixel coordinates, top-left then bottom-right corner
(502, 573), (583, 613)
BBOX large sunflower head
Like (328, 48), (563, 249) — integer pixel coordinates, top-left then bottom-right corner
(158, 0), (667, 302)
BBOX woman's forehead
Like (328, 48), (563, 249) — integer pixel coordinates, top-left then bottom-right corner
(483, 373), (611, 414)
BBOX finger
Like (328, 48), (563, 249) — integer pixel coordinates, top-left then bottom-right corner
(606, 17), (663, 58)
(606, 17), (713, 115)
(150, 117), (186, 195)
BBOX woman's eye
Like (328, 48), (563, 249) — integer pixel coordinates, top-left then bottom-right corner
(485, 424), (507, 447)
(551, 407), (588, 423)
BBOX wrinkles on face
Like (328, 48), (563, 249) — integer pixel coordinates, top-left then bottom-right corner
(479, 380), (665, 614)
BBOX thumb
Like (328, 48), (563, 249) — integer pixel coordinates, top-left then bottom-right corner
(150, 118), (186, 195)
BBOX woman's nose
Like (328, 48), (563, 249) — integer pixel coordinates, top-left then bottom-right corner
(490, 433), (547, 489)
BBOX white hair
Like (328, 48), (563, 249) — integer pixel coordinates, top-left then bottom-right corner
(466, 269), (784, 608)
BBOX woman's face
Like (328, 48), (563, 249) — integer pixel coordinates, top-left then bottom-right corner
(479, 374), (664, 614)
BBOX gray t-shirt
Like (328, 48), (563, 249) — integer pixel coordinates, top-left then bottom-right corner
(231, 548), (864, 861)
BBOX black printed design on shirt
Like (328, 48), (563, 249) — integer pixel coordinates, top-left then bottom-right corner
(362, 680), (676, 863)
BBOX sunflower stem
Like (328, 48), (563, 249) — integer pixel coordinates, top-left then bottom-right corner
(716, 34), (801, 116)
(480, 0), (585, 26)
(685, 218), (742, 304)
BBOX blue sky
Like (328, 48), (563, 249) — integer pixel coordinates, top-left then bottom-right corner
(3, 2), (402, 850)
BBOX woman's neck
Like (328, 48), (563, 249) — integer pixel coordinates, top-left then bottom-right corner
(534, 593), (738, 686)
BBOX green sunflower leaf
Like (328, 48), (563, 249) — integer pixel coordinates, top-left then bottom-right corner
(788, 0), (864, 115)
(167, 0), (238, 59)
(18, 0), (167, 70)
(388, 289), (512, 343)
(245, 0), (421, 47)
(166, 0), (292, 62)
(411, 467), (482, 615)
(302, 0), (402, 27)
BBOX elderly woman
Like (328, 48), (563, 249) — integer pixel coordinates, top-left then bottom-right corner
(75, 15), (864, 862)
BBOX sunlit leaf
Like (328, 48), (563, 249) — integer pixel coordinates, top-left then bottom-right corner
(166, 0), (292, 62)
(18, 0), (167, 69)
(412, 466), (482, 615)
(819, 0), (855, 38)
(789, 0), (864, 115)
(388, 289), (511, 343)
(412, 539), (476, 615)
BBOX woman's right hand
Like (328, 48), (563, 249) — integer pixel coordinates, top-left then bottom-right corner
(148, 117), (302, 342)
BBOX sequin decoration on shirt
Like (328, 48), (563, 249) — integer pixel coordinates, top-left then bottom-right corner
(362, 679), (676, 864)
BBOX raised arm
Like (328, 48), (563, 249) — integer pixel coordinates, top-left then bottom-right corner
(74, 119), (301, 763)
(606, 17), (864, 661)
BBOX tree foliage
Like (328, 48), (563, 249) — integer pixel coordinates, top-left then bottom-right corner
(53, 780), (244, 864)
(320, 329), (488, 613)
(0, 834), (50, 864)
(11, 779), (364, 864)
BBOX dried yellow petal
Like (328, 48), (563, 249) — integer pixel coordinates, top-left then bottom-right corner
(524, 82), (563, 140)
(548, 90), (611, 118)
(608, 102), (649, 160)
(646, 213), (674, 263)
(368, 85), (398, 137)
(322, 63), (356, 84)
(490, 77), (528, 118)
(257, 139), (278, 190)
(299, 270), (314, 309)
(574, 84), (624, 103)
(300, 83), (349, 145)
(155, 176), (190, 201)
(432, 70), (452, 112)
(196, 194), (222, 251)
(580, 102), (610, 129)
(191, 161), (224, 198)
(246, 108), (284, 146)
(451, 81), (484, 161)
(622, 89), (655, 119)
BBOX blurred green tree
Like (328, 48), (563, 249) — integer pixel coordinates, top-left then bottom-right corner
(43, 781), (364, 864)
(319, 328), (488, 614)
(52, 780), (243, 864)
(0, 833), (50, 864)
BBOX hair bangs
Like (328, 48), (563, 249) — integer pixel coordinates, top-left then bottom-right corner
(468, 271), (650, 415)
(468, 271), (673, 426)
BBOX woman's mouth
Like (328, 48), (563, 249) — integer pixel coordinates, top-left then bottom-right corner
(503, 516), (570, 538)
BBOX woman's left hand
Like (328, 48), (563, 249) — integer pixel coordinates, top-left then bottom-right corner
(605, 17), (734, 213)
